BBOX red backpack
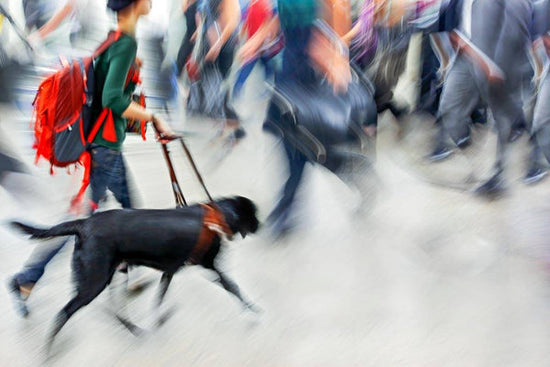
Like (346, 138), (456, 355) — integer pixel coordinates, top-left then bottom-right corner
(32, 30), (145, 212)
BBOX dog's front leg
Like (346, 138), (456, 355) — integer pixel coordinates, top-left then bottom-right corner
(211, 268), (262, 314)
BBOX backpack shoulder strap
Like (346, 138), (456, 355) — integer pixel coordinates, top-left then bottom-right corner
(92, 30), (122, 59)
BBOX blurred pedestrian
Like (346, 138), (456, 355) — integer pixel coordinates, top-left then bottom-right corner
(240, 0), (376, 237)
(186, 0), (243, 143)
(7, 0), (176, 318)
(176, 0), (200, 77)
(429, 0), (538, 196)
(232, 0), (277, 100)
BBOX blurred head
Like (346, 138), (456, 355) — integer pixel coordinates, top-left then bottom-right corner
(108, 0), (152, 17)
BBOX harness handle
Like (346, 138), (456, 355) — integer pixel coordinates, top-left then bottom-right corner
(153, 125), (213, 205)
(178, 137), (213, 202)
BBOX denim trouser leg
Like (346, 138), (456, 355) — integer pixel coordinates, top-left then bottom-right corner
(90, 146), (132, 209)
(267, 141), (307, 227)
(14, 211), (76, 286)
(260, 55), (275, 80)
(233, 58), (258, 99)
(13, 146), (133, 286)
(14, 237), (72, 285)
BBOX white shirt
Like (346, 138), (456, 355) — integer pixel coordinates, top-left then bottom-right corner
(460, 0), (474, 39)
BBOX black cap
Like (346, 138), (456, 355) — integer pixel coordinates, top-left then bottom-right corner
(107, 0), (137, 11)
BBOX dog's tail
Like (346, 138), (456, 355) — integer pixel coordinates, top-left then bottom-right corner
(11, 220), (84, 239)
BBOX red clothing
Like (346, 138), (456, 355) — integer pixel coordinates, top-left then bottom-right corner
(244, 0), (273, 38)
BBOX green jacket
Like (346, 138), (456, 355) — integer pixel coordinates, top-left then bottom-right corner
(277, 0), (318, 30)
(92, 33), (138, 151)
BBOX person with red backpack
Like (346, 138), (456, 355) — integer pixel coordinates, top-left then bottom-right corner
(7, 0), (175, 318)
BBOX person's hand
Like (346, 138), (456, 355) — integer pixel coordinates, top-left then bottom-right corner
(27, 32), (43, 51)
(308, 30), (351, 94)
(152, 116), (178, 144)
(205, 39), (223, 62)
(327, 55), (351, 94)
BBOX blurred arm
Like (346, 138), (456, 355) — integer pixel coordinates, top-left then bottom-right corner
(311, 0), (352, 93)
(237, 15), (280, 63)
(430, 33), (451, 67)
(449, 30), (504, 82)
(35, 0), (75, 39)
(219, 0), (241, 45)
(342, 21), (361, 46)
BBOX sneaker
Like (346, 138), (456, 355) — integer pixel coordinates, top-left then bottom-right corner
(6, 277), (29, 318)
(230, 127), (246, 140)
(474, 174), (505, 199)
(509, 126), (525, 143)
(524, 165), (548, 185)
(428, 144), (453, 162)
(456, 135), (471, 149)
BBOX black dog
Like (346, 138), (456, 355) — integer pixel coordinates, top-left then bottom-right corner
(11, 196), (260, 351)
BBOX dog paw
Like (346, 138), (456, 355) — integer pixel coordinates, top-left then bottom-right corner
(243, 303), (263, 315)
(155, 306), (176, 328)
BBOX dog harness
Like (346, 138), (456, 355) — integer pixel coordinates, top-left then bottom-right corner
(188, 204), (233, 265)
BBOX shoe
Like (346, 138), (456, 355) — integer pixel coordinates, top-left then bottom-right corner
(524, 165), (548, 185)
(428, 144), (453, 162)
(456, 135), (471, 149)
(224, 127), (247, 148)
(509, 123), (526, 143)
(474, 174), (505, 199)
(6, 277), (29, 318)
(265, 213), (294, 241)
(231, 127), (246, 140)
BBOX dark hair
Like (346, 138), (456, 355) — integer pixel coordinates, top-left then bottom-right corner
(107, 0), (137, 11)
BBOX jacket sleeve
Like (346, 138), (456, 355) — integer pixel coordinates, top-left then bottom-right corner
(101, 37), (137, 115)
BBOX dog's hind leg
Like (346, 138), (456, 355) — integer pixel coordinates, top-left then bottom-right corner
(210, 267), (261, 313)
(46, 282), (109, 355)
(152, 273), (174, 327)
(108, 270), (144, 336)
(157, 273), (173, 307)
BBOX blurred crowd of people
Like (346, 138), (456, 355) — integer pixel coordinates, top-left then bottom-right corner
(1, 0), (550, 318)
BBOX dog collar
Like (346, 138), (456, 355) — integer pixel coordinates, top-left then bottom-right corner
(188, 204), (234, 265)
(201, 204), (233, 240)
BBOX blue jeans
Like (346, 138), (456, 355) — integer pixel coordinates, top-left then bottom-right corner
(233, 56), (275, 98)
(266, 140), (307, 230)
(89, 145), (132, 209)
(13, 145), (133, 286)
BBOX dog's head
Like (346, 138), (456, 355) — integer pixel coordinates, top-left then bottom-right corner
(216, 196), (259, 239)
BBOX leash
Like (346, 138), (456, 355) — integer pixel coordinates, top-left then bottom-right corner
(154, 126), (232, 263)
(179, 137), (214, 202)
(153, 125), (213, 205)
(159, 141), (187, 207)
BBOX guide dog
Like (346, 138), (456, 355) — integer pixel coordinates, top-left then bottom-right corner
(11, 196), (260, 351)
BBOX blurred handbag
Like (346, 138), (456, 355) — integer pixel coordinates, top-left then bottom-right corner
(187, 62), (226, 119)
(265, 65), (376, 163)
